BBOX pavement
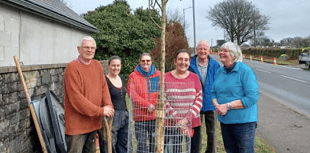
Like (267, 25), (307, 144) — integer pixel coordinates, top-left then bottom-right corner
(257, 93), (310, 153)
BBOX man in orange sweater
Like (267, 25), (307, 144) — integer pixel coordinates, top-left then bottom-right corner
(64, 36), (114, 153)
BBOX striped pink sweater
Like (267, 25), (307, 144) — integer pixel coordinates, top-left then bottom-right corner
(164, 71), (203, 128)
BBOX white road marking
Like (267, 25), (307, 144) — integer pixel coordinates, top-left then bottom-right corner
(280, 75), (308, 83)
(278, 65), (302, 70)
(256, 69), (271, 73)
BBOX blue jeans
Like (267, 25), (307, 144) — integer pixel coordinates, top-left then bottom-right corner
(99, 110), (129, 153)
(164, 126), (201, 153)
(220, 122), (257, 153)
(134, 120), (156, 153)
(164, 128), (184, 153)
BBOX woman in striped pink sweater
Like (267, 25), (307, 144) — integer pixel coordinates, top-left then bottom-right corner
(164, 50), (203, 153)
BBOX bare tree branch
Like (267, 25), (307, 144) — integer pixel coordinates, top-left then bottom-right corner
(150, 11), (162, 29)
(207, 0), (269, 44)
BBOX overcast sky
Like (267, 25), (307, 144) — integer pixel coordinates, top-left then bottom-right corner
(65, 0), (310, 47)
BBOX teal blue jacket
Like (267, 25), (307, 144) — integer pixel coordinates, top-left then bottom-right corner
(211, 62), (259, 124)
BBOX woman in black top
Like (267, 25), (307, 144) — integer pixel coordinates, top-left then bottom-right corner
(99, 56), (128, 153)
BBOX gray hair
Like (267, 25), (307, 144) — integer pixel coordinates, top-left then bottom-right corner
(140, 53), (152, 61)
(196, 40), (210, 49)
(221, 42), (243, 62)
(79, 36), (96, 47)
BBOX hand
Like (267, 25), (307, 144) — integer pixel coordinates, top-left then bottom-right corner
(148, 104), (155, 112)
(179, 126), (190, 136)
(177, 119), (190, 136)
(103, 105), (114, 117)
(215, 104), (228, 116)
(177, 118), (188, 126)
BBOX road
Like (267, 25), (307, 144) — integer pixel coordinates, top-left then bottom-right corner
(210, 54), (310, 118)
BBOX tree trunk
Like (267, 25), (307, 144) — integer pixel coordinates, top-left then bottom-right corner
(155, 0), (166, 153)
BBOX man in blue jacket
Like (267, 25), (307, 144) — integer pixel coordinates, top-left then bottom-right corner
(188, 40), (220, 153)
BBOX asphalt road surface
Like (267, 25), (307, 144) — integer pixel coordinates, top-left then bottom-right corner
(210, 54), (310, 153)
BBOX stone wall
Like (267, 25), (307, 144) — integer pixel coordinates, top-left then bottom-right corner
(0, 60), (108, 153)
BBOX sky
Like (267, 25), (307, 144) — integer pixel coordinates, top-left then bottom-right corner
(65, 0), (310, 47)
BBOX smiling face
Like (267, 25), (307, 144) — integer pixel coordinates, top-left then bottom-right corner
(77, 40), (96, 63)
(197, 41), (210, 60)
(219, 47), (235, 66)
(174, 52), (190, 73)
(140, 55), (152, 72)
(108, 59), (121, 76)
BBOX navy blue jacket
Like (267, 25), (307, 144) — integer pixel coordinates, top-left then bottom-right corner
(188, 55), (220, 112)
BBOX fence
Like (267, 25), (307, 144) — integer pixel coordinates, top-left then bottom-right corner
(127, 81), (197, 153)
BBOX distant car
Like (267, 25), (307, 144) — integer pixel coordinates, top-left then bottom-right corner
(298, 51), (310, 64)
(306, 61), (310, 69)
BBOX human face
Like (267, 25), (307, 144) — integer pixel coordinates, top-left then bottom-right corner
(219, 47), (235, 66)
(108, 59), (121, 76)
(174, 52), (190, 73)
(197, 42), (210, 60)
(77, 40), (96, 63)
(140, 55), (152, 72)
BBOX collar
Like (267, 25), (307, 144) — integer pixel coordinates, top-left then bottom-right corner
(76, 56), (91, 65)
(196, 57), (208, 68)
(222, 62), (241, 74)
(136, 64), (155, 77)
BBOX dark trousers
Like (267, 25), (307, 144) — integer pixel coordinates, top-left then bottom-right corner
(134, 120), (156, 153)
(65, 131), (97, 153)
(201, 111), (217, 153)
(221, 122), (257, 153)
(190, 126), (201, 153)
(98, 110), (129, 153)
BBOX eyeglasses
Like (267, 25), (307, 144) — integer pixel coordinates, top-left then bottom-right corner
(82, 46), (96, 50)
(141, 60), (151, 63)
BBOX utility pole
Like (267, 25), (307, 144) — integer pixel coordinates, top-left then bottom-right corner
(180, 0), (196, 54)
(253, 14), (256, 47)
(192, 0), (196, 54)
(183, 7), (191, 29)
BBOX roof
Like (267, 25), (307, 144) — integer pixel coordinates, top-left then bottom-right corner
(1, 0), (98, 33)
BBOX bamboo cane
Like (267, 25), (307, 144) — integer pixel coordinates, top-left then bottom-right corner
(103, 116), (113, 153)
(13, 56), (47, 153)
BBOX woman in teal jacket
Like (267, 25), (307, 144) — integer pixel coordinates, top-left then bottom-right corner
(211, 42), (259, 153)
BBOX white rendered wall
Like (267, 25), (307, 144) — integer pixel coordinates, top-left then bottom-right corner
(0, 4), (92, 66)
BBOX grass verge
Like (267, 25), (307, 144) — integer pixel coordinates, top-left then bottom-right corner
(243, 54), (299, 65)
(201, 119), (276, 153)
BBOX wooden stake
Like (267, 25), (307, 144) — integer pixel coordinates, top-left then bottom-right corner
(103, 116), (113, 153)
(13, 56), (47, 153)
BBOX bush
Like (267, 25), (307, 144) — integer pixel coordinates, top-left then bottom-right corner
(242, 48), (302, 60)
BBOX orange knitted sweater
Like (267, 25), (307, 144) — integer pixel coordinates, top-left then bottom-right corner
(64, 60), (112, 135)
